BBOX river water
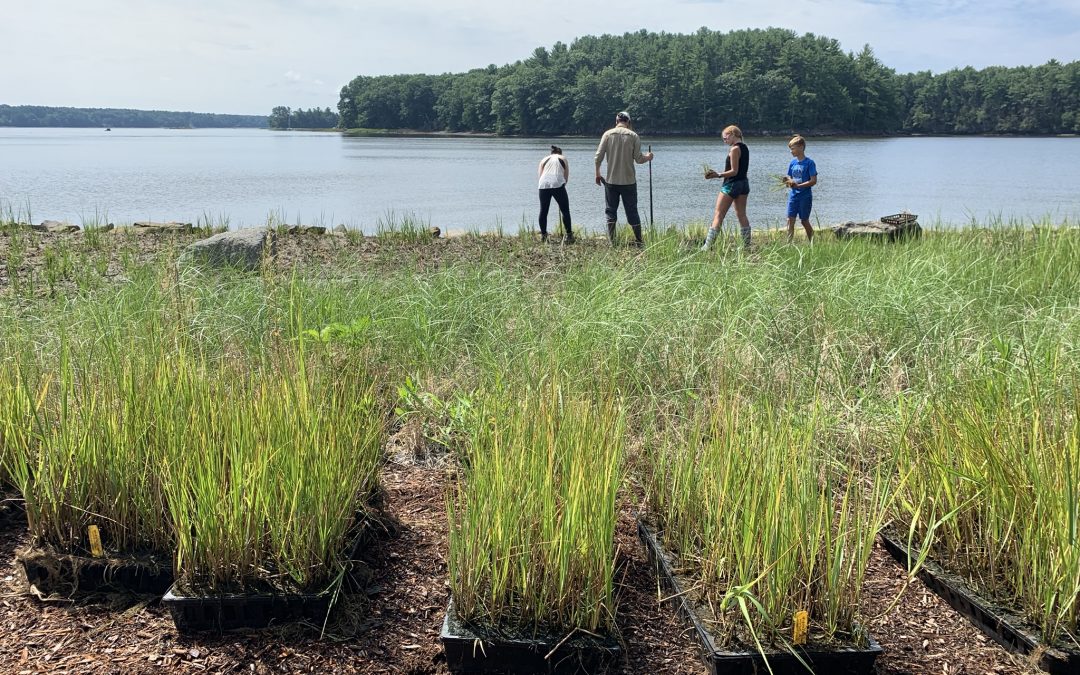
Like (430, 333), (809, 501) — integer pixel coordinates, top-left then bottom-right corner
(1, 128), (1077, 233)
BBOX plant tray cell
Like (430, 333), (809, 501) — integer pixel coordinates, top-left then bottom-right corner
(18, 548), (172, 597)
(639, 521), (883, 675)
(879, 531), (1080, 674)
(163, 585), (333, 633)
(440, 599), (623, 674)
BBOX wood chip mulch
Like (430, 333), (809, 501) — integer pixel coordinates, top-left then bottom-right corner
(0, 462), (1049, 675)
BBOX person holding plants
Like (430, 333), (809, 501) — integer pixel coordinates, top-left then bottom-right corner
(594, 111), (654, 247)
(537, 145), (574, 243)
(701, 125), (751, 251)
(784, 135), (818, 243)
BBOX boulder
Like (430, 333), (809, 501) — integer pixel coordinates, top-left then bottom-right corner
(33, 220), (80, 233)
(179, 228), (275, 271)
(831, 213), (921, 242)
(134, 221), (193, 233)
(333, 224), (348, 235)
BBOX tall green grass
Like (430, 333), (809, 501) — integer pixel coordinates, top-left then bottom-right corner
(448, 381), (625, 634)
(9, 350), (173, 554)
(163, 350), (385, 592)
(647, 401), (892, 651)
(2, 329), (384, 592)
(1, 220), (1078, 634)
(895, 368), (1080, 644)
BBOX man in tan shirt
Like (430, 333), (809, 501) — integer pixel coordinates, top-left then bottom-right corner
(594, 111), (654, 246)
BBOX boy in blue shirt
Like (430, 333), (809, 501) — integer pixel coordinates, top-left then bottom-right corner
(784, 135), (817, 243)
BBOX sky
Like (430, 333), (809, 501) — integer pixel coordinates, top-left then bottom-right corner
(2, 0), (1079, 116)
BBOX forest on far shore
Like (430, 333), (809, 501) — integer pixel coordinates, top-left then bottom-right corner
(0, 105), (266, 128)
(337, 27), (1080, 136)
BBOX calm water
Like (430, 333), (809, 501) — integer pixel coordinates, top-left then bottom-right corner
(1, 128), (1077, 233)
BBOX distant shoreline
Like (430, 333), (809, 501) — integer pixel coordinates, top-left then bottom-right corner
(340, 127), (1080, 140)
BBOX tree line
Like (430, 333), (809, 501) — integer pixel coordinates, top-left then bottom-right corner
(0, 105), (267, 128)
(268, 106), (340, 129)
(336, 27), (1080, 136)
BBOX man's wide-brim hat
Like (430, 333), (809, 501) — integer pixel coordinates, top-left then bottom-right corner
(616, 111), (631, 123)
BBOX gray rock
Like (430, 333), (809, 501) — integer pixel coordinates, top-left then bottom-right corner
(831, 213), (921, 242)
(333, 224), (348, 235)
(34, 220), (80, 233)
(179, 228), (275, 271)
(134, 221), (193, 233)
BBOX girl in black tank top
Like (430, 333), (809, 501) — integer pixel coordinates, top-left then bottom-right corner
(702, 125), (752, 250)
(723, 142), (749, 184)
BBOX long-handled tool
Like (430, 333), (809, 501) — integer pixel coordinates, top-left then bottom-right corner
(648, 144), (654, 226)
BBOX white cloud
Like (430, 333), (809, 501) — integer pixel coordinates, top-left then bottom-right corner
(0, 0), (1077, 115)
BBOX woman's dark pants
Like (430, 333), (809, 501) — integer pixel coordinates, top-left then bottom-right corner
(538, 186), (572, 237)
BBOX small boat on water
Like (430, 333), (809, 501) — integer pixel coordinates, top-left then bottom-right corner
(105, 128), (111, 131)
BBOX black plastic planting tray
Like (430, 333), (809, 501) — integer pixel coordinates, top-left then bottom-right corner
(639, 521), (883, 675)
(163, 521), (377, 633)
(19, 548), (173, 596)
(440, 599), (623, 674)
(879, 530), (1080, 674)
(163, 585), (334, 633)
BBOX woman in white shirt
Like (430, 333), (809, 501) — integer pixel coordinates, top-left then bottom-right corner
(537, 145), (574, 243)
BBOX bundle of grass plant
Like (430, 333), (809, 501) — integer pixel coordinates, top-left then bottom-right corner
(895, 375), (1080, 644)
(12, 349), (174, 555)
(646, 400), (892, 653)
(162, 350), (384, 593)
(447, 381), (625, 635)
(768, 173), (791, 192)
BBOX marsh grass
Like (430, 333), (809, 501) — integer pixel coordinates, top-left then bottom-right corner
(647, 401), (892, 652)
(3, 310), (384, 592)
(895, 366), (1080, 644)
(768, 173), (791, 192)
(0, 218), (1078, 636)
(376, 210), (433, 242)
(196, 211), (231, 234)
(11, 348), (173, 555)
(163, 350), (385, 592)
(448, 380), (625, 635)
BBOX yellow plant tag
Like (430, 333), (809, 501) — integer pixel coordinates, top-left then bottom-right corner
(793, 610), (808, 645)
(88, 525), (104, 558)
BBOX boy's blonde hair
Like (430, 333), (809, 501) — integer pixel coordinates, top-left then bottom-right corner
(722, 125), (743, 140)
(788, 135), (806, 148)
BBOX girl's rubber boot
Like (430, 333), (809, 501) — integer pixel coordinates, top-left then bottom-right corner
(701, 227), (718, 252)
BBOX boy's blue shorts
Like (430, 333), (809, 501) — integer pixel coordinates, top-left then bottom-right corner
(787, 192), (812, 220)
